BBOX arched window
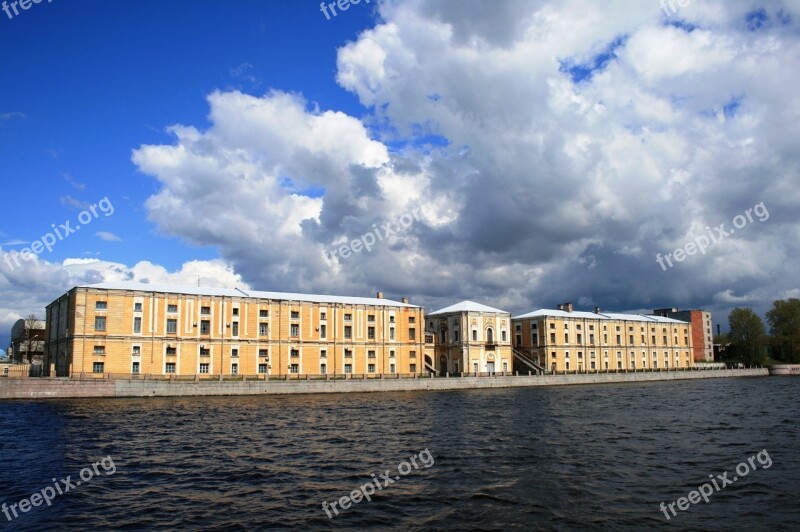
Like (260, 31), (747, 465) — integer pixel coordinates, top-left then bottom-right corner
(487, 328), (494, 344)
(440, 329), (446, 343)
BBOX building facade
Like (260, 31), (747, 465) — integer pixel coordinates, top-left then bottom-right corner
(653, 308), (713, 362)
(513, 303), (694, 372)
(425, 301), (513, 374)
(44, 283), (424, 377)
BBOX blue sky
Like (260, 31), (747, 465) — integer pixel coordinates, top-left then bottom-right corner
(1, 0), (799, 350)
(1, 0), (374, 269)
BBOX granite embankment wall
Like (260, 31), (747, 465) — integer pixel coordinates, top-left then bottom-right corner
(0, 369), (769, 400)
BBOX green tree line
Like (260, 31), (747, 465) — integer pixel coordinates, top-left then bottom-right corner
(720, 298), (800, 365)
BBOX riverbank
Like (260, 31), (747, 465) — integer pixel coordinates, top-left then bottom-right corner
(0, 368), (769, 400)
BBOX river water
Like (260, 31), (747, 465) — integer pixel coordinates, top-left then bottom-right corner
(0, 377), (798, 531)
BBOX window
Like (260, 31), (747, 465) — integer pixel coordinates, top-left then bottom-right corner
(344, 364), (352, 373)
(368, 364), (376, 373)
(231, 322), (239, 336)
(320, 349), (327, 359)
(134, 302), (143, 312)
(368, 314), (375, 322)
(320, 324), (326, 339)
(320, 312), (326, 320)
(410, 351), (416, 359)
(168, 304), (178, 313)
(532, 333), (538, 345)
(564, 333), (569, 343)
(629, 335), (634, 344)
(134, 317), (142, 333)
(290, 364), (299, 373)
(259, 349), (268, 358)
(390, 328), (396, 340)
(390, 363), (396, 373)
(96, 301), (107, 310)
(201, 306), (211, 315)
(368, 350), (376, 359)
(165, 363), (176, 374)
(616, 335), (621, 345)
(550, 333), (556, 343)
(344, 313), (352, 321)
(408, 328), (416, 341)
(290, 324), (299, 337)
(389, 350), (395, 358)
(93, 362), (104, 373)
(409, 317), (415, 324)
(344, 326), (352, 339)
(166, 347), (177, 355)
(259, 323), (268, 336)
(291, 311), (300, 319)
(260, 309), (269, 318)
(603, 334), (608, 343)
(290, 349), (299, 358)
(472, 329), (478, 341)
(232, 308), (239, 316)
(132, 346), (141, 355)
(200, 363), (210, 374)
(320, 363), (327, 374)
(389, 315), (395, 323)
(231, 364), (238, 375)
(132, 362), (140, 374)
(93, 345), (105, 354)
(367, 326), (375, 339)
(502, 330), (507, 342)
(410, 364), (417, 373)
(95, 316), (106, 331)
(550, 323), (555, 329)
(577, 333), (582, 343)
(199, 347), (209, 357)
(166, 319), (177, 334)
(344, 349), (352, 358)
(578, 351), (583, 359)
(200, 320), (211, 334)
(533, 323), (538, 330)
(452, 330), (457, 342)
(231, 348), (239, 358)
(258, 363), (267, 374)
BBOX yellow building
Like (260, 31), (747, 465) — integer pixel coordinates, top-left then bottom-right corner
(44, 283), (424, 378)
(512, 303), (694, 373)
(425, 301), (513, 374)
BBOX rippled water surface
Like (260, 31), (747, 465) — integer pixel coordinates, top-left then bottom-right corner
(0, 377), (798, 531)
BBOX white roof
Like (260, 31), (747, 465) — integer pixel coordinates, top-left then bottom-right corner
(77, 282), (420, 308)
(428, 300), (509, 316)
(512, 308), (689, 324)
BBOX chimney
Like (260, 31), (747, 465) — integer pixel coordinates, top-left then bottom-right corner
(564, 302), (573, 313)
(594, 306), (601, 314)
(557, 303), (565, 311)
(376, 291), (384, 299)
(401, 297), (409, 304)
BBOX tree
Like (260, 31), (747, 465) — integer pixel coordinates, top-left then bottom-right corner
(21, 314), (44, 364)
(766, 299), (800, 363)
(728, 308), (767, 365)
